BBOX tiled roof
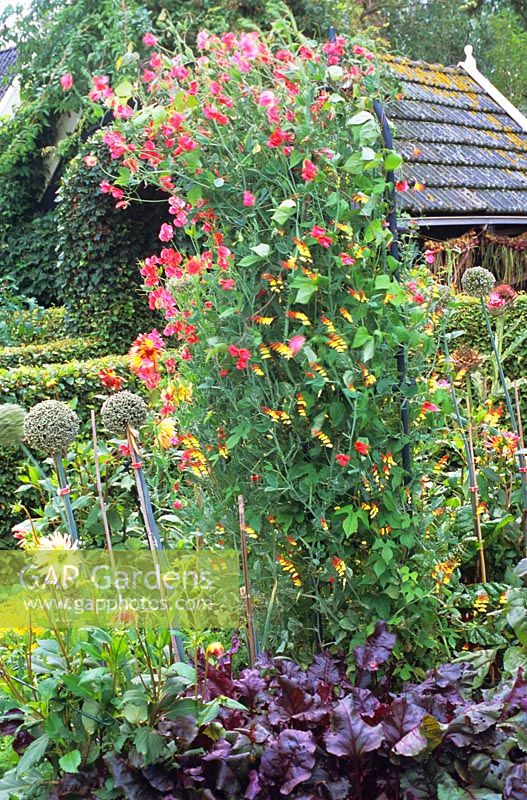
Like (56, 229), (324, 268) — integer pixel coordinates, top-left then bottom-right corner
(385, 55), (527, 217)
(0, 47), (16, 101)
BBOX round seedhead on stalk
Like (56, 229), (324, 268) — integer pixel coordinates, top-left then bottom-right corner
(461, 267), (496, 298)
(101, 390), (148, 434)
(23, 400), (79, 454)
(0, 404), (26, 449)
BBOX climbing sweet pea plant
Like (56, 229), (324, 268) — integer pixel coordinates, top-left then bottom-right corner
(89, 24), (443, 663)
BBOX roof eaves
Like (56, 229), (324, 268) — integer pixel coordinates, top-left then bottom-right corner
(458, 45), (527, 133)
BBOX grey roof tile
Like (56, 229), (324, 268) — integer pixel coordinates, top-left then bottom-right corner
(385, 55), (527, 216)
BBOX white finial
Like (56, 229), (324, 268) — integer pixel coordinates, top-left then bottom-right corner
(459, 44), (527, 132)
(462, 45), (476, 68)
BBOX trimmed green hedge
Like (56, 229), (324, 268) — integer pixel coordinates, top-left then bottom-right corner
(0, 354), (137, 410)
(0, 336), (105, 368)
(450, 294), (527, 382)
(8, 306), (67, 345)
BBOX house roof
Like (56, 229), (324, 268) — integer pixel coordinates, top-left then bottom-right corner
(386, 54), (527, 220)
(0, 47), (16, 101)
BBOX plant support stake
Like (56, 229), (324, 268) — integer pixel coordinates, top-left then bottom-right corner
(52, 453), (78, 543)
(238, 495), (258, 667)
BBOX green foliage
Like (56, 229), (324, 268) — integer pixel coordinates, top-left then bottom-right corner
(0, 353), (133, 409)
(6, 307), (66, 346)
(1, 213), (61, 305)
(96, 26), (451, 667)
(0, 337), (105, 369)
(0, 354), (136, 535)
(54, 137), (163, 346)
(450, 294), (527, 389)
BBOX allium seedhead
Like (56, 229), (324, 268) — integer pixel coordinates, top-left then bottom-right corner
(452, 345), (482, 373)
(101, 390), (148, 433)
(461, 267), (495, 298)
(0, 404), (26, 449)
(24, 400), (79, 454)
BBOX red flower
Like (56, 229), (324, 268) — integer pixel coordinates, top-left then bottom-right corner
(335, 453), (350, 467)
(395, 179), (409, 192)
(301, 159), (317, 181)
(98, 368), (123, 392)
(354, 441), (370, 456)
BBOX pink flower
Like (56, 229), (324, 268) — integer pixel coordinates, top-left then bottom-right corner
(243, 191), (256, 207)
(219, 278), (236, 290)
(310, 226), (333, 248)
(197, 31), (210, 50)
(288, 335), (305, 356)
(258, 90), (276, 107)
(301, 159), (317, 182)
(142, 32), (158, 47)
(340, 252), (355, 266)
(396, 179), (409, 192)
(173, 499), (183, 510)
(421, 401), (439, 414)
(83, 155), (97, 167)
(335, 453), (350, 467)
(60, 73), (73, 91)
(159, 223), (174, 242)
(424, 249), (436, 264)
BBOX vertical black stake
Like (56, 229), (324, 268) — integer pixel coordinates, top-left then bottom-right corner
(372, 98), (412, 485)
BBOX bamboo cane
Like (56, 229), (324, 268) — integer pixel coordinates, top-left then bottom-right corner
(466, 390), (487, 583)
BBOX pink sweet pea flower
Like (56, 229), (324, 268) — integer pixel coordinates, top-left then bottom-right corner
(243, 191), (256, 207)
(159, 223), (174, 242)
(335, 453), (350, 467)
(60, 73), (73, 91)
(142, 32), (158, 47)
(219, 278), (236, 290)
(84, 155), (98, 167)
(288, 335), (305, 356)
(301, 159), (317, 181)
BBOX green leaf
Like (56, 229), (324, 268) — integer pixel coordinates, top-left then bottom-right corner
(352, 327), (372, 348)
(113, 79), (133, 99)
(238, 255), (261, 267)
(250, 243), (270, 258)
(348, 110), (374, 125)
(134, 729), (164, 764)
(271, 198), (296, 226)
(384, 151), (403, 171)
(16, 735), (49, 775)
(59, 750), (81, 774)
(374, 274), (392, 290)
